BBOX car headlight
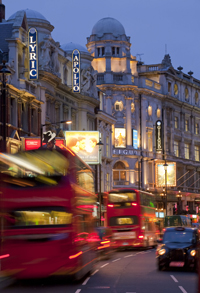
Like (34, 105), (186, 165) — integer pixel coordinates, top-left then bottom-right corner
(190, 250), (196, 256)
(158, 248), (166, 255)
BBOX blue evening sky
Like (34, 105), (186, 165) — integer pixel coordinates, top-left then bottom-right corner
(4, 0), (200, 79)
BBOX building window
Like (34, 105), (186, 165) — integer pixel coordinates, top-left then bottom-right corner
(195, 123), (199, 135)
(147, 131), (153, 152)
(195, 92), (198, 105)
(185, 119), (189, 132)
(97, 47), (105, 57)
(174, 83), (178, 95)
(168, 82), (171, 94)
(112, 47), (120, 56)
(131, 102), (135, 113)
(184, 143), (190, 159)
(106, 136), (109, 157)
(114, 101), (123, 111)
(174, 141), (179, 157)
(106, 173), (110, 191)
(148, 105), (152, 116)
(175, 117), (178, 129)
(185, 88), (189, 101)
(157, 108), (161, 118)
(195, 146), (200, 161)
(113, 161), (127, 182)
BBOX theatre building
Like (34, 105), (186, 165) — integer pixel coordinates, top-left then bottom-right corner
(87, 17), (200, 216)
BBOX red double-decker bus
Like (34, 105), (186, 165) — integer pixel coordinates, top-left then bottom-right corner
(0, 148), (98, 280)
(106, 188), (158, 249)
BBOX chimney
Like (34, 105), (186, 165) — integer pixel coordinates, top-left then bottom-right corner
(0, 1), (5, 23)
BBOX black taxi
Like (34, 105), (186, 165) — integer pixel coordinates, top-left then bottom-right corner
(156, 226), (199, 271)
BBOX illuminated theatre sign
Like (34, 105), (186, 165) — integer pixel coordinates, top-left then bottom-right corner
(156, 120), (162, 152)
(28, 28), (38, 80)
(72, 49), (80, 93)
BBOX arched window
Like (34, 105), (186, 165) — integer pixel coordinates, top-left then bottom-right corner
(113, 161), (127, 183)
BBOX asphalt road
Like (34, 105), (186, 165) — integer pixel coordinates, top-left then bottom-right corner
(1, 248), (198, 293)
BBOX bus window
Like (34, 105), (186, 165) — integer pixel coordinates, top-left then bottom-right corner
(108, 192), (136, 203)
(6, 207), (72, 228)
(109, 216), (138, 226)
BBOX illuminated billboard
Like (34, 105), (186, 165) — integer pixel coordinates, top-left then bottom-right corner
(155, 162), (176, 187)
(22, 137), (65, 151)
(114, 128), (126, 148)
(28, 28), (38, 80)
(132, 129), (138, 149)
(65, 131), (99, 164)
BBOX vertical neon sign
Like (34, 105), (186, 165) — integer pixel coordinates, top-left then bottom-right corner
(72, 49), (80, 93)
(28, 28), (38, 80)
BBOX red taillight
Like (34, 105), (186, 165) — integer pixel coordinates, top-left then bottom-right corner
(138, 235), (144, 239)
(0, 254), (10, 259)
(163, 228), (166, 232)
(108, 204), (114, 208)
(132, 203), (137, 206)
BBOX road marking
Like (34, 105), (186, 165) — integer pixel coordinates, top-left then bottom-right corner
(101, 263), (109, 268)
(89, 287), (110, 289)
(75, 290), (81, 293)
(124, 254), (133, 258)
(82, 277), (90, 285)
(170, 275), (178, 283)
(91, 269), (99, 276)
(179, 286), (187, 293)
(112, 258), (121, 262)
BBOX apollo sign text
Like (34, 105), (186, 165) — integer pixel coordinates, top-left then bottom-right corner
(72, 49), (80, 93)
(28, 28), (38, 80)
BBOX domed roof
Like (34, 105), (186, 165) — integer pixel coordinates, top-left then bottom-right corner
(92, 17), (125, 36)
(8, 9), (47, 21)
(61, 42), (89, 53)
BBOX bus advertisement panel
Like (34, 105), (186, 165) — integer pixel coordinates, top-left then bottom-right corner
(0, 149), (99, 280)
(106, 188), (158, 249)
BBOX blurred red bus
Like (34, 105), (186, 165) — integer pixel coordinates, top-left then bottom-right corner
(106, 188), (158, 249)
(0, 149), (98, 280)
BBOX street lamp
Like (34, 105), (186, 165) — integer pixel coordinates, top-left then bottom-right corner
(163, 161), (168, 216)
(40, 120), (72, 148)
(0, 60), (11, 152)
(96, 138), (104, 226)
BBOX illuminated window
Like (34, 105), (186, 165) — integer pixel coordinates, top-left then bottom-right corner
(157, 108), (161, 118)
(174, 83), (178, 95)
(174, 141), (179, 157)
(195, 92), (198, 105)
(131, 102), (135, 113)
(185, 119), (189, 132)
(184, 143), (190, 159)
(175, 117), (178, 129)
(114, 101), (123, 111)
(195, 123), (199, 135)
(113, 161), (127, 182)
(148, 105), (152, 116)
(195, 146), (200, 161)
(106, 136), (109, 157)
(185, 88), (189, 101)
(147, 131), (153, 152)
(106, 173), (110, 191)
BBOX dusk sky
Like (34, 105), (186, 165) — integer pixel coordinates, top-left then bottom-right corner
(4, 0), (200, 79)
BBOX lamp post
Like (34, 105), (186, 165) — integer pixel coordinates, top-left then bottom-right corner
(163, 161), (168, 216)
(96, 139), (104, 226)
(40, 120), (72, 148)
(0, 60), (11, 152)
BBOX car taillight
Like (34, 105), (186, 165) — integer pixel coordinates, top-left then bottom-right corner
(132, 203), (137, 206)
(138, 235), (144, 239)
